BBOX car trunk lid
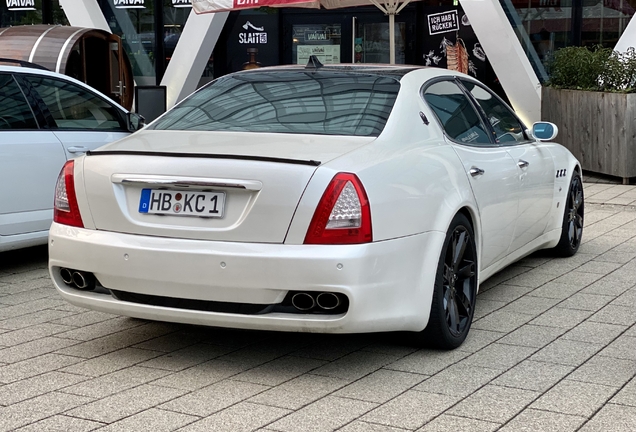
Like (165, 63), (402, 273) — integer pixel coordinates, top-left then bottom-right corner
(81, 130), (374, 243)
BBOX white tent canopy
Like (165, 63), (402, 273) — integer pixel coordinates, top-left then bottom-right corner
(192, 0), (417, 64)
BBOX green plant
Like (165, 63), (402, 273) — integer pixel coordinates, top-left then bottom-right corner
(547, 46), (636, 93)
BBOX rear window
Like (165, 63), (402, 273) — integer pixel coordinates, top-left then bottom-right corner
(150, 70), (400, 137)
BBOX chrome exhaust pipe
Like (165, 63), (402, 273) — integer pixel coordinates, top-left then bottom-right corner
(291, 293), (315, 311)
(316, 292), (341, 310)
(72, 271), (95, 291)
(60, 268), (73, 285)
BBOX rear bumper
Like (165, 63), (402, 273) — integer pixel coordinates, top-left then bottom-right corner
(48, 223), (444, 333)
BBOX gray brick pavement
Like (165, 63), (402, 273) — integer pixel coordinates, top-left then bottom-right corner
(0, 181), (635, 431)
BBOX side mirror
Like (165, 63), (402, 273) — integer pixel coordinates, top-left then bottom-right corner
(127, 112), (145, 132)
(532, 122), (558, 141)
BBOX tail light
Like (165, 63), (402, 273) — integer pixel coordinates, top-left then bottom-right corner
(53, 160), (84, 228)
(304, 173), (372, 245)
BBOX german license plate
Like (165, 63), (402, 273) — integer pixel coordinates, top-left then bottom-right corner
(139, 189), (225, 218)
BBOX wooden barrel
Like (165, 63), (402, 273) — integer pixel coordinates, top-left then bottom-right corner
(0, 25), (134, 110)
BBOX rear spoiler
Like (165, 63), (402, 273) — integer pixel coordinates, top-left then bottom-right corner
(86, 150), (321, 167)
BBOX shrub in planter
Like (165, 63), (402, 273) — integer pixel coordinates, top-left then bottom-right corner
(542, 46), (636, 183)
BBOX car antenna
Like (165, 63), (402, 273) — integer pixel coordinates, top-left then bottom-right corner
(305, 55), (324, 70)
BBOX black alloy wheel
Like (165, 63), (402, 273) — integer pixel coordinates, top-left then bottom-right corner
(553, 172), (584, 257)
(422, 213), (477, 349)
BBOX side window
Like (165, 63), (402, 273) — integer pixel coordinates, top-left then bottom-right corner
(461, 79), (528, 145)
(423, 80), (491, 146)
(0, 74), (38, 130)
(25, 76), (126, 131)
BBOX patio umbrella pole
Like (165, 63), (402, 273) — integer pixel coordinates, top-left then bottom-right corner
(389, 13), (395, 64)
(369, 0), (413, 64)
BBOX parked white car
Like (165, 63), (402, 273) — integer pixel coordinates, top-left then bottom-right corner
(0, 64), (143, 251)
(48, 64), (583, 348)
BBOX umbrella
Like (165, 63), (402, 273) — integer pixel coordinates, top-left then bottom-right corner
(192, 0), (417, 64)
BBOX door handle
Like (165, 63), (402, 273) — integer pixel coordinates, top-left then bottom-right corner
(469, 167), (485, 177)
(67, 146), (89, 154)
(517, 159), (529, 169)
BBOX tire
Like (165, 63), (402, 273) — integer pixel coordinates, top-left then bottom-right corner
(421, 213), (478, 349)
(552, 171), (584, 257)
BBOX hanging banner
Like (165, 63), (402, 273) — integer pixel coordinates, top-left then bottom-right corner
(192, 0), (318, 14)
(193, 0), (423, 14)
(6, 0), (36, 11)
(172, 0), (192, 7)
(113, 0), (146, 9)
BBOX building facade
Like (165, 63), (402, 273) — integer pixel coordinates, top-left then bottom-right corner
(2, 0), (636, 123)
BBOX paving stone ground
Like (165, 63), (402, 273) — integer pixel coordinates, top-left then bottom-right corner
(0, 180), (635, 431)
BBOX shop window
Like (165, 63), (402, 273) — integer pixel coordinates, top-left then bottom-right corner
(581, 0), (636, 48)
(354, 21), (406, 64)
(292, 23), (342, 64)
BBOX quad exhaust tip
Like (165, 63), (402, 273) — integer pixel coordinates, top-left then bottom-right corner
(59, 268), (95, 291)
(316, 292), (341, 310)
(291, 291), (343, 312)
(291, 292), (315, 311)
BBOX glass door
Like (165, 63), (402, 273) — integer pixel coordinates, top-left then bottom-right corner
(282, 7), (415, 66)
(354, 20), (406, 64)
(108, 35), (124, 106)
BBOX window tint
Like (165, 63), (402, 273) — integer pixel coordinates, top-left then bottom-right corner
(151, 71), (400, 137)
(0, 74), (38, 130)
(26, 76), (125, 131)
(461, 79), (528, 145)
(423, 80), (491, 145)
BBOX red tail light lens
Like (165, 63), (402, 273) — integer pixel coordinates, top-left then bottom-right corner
(304, 173), (372, 245)
(53, 160), (84, 228)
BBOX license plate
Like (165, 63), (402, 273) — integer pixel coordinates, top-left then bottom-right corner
(139, 189), (225, 218)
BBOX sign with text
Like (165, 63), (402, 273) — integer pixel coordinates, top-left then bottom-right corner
(172, 0), (192, 7)
(304, 30), (329, 42)
(239, 21), (268, 44)
(427, 10), (459, 35)
(113, 0), (146, 9)
(297, 45), (340, 65)
(6, 0), (36, 11)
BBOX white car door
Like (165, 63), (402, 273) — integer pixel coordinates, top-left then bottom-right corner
(0, 73), (67, 236)
(23, 74), (130, 157)
(423, 79), (520, 269)
(460, 79), (555, 252)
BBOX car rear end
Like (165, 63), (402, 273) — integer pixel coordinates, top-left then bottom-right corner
(48, 66), (440, 333)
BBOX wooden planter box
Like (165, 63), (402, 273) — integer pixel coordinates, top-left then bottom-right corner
(542, 87), (636, 183)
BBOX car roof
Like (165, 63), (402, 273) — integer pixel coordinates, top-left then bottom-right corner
(0, 64), (129, 113)
(234, 64), (426, 79)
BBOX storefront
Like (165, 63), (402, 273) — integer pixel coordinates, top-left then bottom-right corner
(210, 4), (506, 98)
(2, 0), (636, 118)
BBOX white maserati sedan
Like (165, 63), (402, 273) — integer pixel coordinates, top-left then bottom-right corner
(48, 64), (584, 349)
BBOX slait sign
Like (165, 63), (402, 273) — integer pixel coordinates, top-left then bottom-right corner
(6, 0), (36, 11)
(113, 0), (146, 9)
(239, 21), (268, 44)
(427, 10), (459, 35)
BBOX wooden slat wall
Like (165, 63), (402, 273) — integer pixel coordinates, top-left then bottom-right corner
(542, 87), (636, 181)
(0, 25), (94, 74)
(0, 26), (42, 62)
